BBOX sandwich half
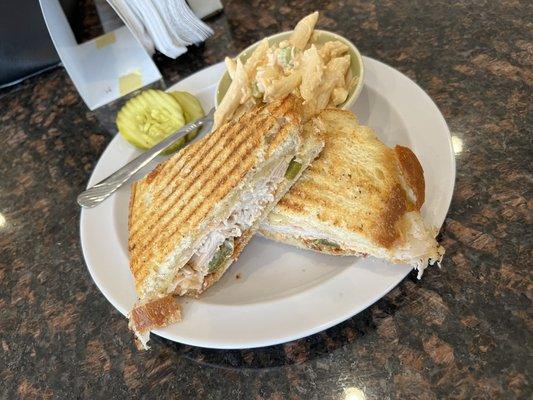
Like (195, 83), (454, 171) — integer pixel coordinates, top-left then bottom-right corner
(127, 96), (323, 348)
(260, 109), (444, 273)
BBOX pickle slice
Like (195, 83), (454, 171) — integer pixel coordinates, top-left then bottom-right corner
(208, 238), (234, 273)
(116, 89), (185, 153)
(315, 239), (340, 248)
(285, 158), (302, 180)
(170, 91), (205, 141)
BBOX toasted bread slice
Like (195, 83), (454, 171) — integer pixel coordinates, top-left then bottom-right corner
(127, 96), (324, 348)
(260, 109), (444, 271)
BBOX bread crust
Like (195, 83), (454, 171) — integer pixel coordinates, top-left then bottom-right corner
(129, 295), (181, 334)
(394, 145), (425, 210)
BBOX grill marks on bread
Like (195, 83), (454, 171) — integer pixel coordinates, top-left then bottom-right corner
(128, 97), (301, 291)
(271, 109), (425, 249)
(129, 110), (267, 244)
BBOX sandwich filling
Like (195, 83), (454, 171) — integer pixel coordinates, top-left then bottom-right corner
(171, 156), (294, 295)
(263, 212), (444, 275)
(261, 223), (364, 255)
(263, 223), (338, 244)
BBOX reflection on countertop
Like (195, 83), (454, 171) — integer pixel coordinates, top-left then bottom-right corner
(0, 0), (531, 399)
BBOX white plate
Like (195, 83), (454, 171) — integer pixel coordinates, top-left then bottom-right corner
(80, 57), (455, 349)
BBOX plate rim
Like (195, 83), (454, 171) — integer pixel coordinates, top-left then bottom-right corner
(80, 57), (455, 349)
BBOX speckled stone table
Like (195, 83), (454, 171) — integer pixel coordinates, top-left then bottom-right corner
(1, 1), (531, 399)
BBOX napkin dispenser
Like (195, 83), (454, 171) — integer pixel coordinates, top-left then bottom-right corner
(40, 0), (162, 111)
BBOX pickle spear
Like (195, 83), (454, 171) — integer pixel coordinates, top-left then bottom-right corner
(208, 238), (235, 273)
(315, 239), (340, 248)
(285, 158), (302, 180)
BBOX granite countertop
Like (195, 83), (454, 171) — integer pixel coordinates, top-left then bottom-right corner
(0, 1), (531, 398)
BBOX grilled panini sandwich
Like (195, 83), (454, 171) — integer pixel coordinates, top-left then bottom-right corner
(127, 96), (323, 348)
(260, 109), (444, 272)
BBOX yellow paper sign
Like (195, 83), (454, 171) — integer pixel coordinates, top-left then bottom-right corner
(95, 32), (116, 49)
(119, 71), (142, 96)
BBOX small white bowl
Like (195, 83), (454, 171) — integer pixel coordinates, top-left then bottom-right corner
(214, 29), (364, 110)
